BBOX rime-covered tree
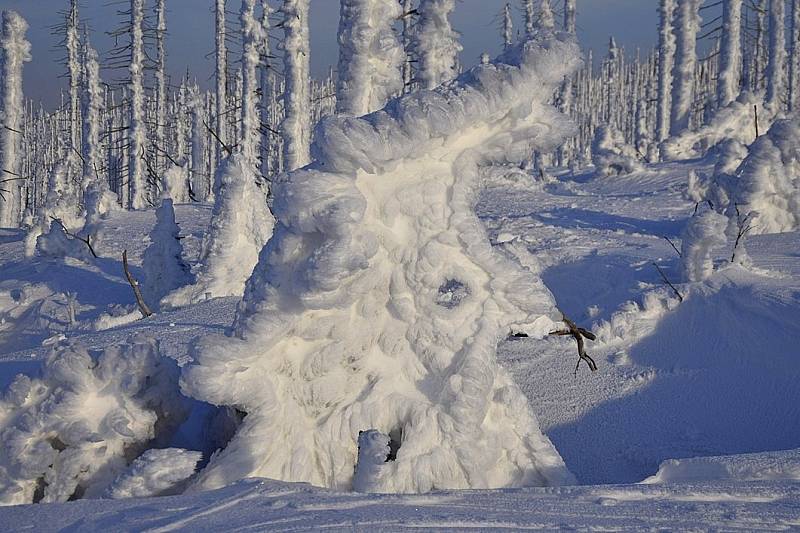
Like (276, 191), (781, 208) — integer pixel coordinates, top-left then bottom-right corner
(670, 0), (701, 136)
(791, 0), (800, 112)
(80, 37), (103, 187)
(523, 0), (535, 36)
(66, 0), (81, 159)
(657, 0), (676, 142)
(564, 0), (576, 34)
(336, 0), (405, 116)
(128, 0), (148, 209)
(281, 0), (311, 170)
(0, 10), (31, 228)
(240, 0), (261, 162)
(540, 0), (555, 30)
(502, 3), (513, 50)
(215, 0), (228, 161)
(155, 0), (167, 174)
(765, 0), (786, 109)
(414, 0), (462, 89)
(718, 0), (742, 108)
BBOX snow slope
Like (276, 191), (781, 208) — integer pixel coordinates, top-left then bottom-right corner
(0, 155), (798, 526)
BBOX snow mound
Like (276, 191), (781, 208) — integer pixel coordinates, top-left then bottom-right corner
(0, 336), (189, 505)
(643, 449), (800, 484)
(162, 154), (273, 307)
(106, 448), (202, 499)
(183, 34), (580, 494)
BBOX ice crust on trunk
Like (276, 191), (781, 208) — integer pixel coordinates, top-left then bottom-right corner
(183, 35), (580, 494)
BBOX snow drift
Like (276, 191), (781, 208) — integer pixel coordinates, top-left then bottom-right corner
(183, 34), (581, 493)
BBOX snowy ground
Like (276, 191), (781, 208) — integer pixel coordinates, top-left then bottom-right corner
(1, 160), (799, 530)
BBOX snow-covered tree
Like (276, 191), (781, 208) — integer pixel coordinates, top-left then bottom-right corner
(215, 0), (228, 160)
(336, 0), (405, 116)
(564, 0), (576, 34)
(414, 0), (462, 89)
(128, 0), (148, 209)
(791, 0), (800, 112)
(141, 199), (193, 310)
(400, 0), (415, 91)
(681, 209), (728, 282)
(259, 1), (277, 178)
(502, 3), (513, 50)
(240, 0), (261, 162)
(0, 10), (31, 228)
(280, 0), (312, 170)
(670, 0), (701, 136)
(80, 38), (103, 188)
(182, 34), (581, 495)
(66, 0), (81, 162)
(717, 0), (742, 108)
(765, 0), (786, 109)
(155, 0), (167, 174)
(657, 0), (676, 142)
(523, 0), (535, 36)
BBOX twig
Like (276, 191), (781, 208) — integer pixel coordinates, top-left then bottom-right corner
(652, 262), (684, 302)
(731, 204), (755, 263)
(549, 308), (598, 376)
(50, 217), (98, 258)
(122, 250), (153, 318)
(662, 235), (682, 257)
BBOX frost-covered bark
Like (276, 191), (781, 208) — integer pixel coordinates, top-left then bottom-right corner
(503, 3), (513, 49)
(766, 0), (786, 109)
(183, 36), (581, 494)
(155, 0), (167, 174)
(670, 0), (701, 136)
(564, 0), (576, 34)
(336, 0), (404, 116)
(215, 0), (228, 158)
(281, 0), (312, 170)
(80, 40), (103, 187)
(657, 0), (676, 142)
(717, 0), (742, 108)
(0, 10), (31, 228)
(129, 0), (148, 209)
(791, 0), (800, 112)
(414, 0), (462, 89)
(66, 0), (81, 156)
(0, 337), (188, 505)
(141, 199), (193, 310)
(240, 0), (261, 162)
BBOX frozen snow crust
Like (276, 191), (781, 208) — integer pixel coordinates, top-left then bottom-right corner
(183, 34), (582, 493)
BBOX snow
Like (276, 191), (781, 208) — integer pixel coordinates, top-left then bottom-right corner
(106, 448), (202, 499)
(414, 0), (462, 89)
(141, 199), (193, 310)
(591, 126), (642, 176)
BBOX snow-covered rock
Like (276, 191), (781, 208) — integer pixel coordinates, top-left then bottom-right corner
(0, 336), (189, 505)
(183, 34), (580, 494)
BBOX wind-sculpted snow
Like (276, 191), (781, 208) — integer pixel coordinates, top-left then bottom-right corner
(0, 336), (189, 505)
(183, 35), (581, 493)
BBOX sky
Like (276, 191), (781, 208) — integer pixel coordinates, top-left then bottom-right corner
(2, 0), (661, 109)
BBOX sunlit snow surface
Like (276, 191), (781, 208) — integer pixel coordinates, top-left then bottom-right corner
(0, 156), (799, 526)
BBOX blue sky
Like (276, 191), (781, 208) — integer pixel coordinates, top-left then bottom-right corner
(3, 0), (661, 108)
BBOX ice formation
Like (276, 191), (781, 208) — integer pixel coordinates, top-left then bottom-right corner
(162, 154), (273, 307)
(106, 448), (202, 499)
(0, 336), (188, 505)
(141, 199), (193, 310)
(681, 209), (728, 282)
(183, 34), (580, 494)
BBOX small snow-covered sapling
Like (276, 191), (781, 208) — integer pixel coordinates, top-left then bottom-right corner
(549, 308), (598, 375)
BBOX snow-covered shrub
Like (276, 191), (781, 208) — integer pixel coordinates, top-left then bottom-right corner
(79, 180), (119, 252)
(24, 162), (82, 257)
(0, 336), (189, 505)
(591, 126), (642, 177)
(141, 199), (193, 310)
(726, 118), (800, 234)
(183, 35), (580, 494)
(681, 209), (728, 282)
(162, 154), (273, 308)
(35, 218), (94, 262)
(684, 170), (707, 204)
(106, 448), (201, 499)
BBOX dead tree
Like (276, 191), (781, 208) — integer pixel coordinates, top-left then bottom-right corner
(550, 309), (598, 375)
(122, 249), (153, 318)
